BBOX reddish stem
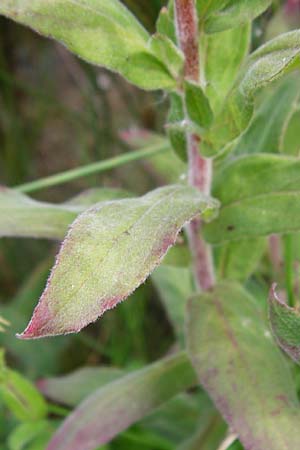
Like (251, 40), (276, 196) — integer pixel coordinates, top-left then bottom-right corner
(175, 0), (215, 291)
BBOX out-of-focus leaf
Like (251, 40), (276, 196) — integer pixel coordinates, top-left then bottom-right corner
(19, 185), (219, 338)
(202, 31), (300, 156)
(0, 351), (47, 422)
(0, 187), (130, 240)
(187, 281), (300, 450)
(152, 265), (194, 345)
(202, 0), (272, 33)
(269, 285), (300, 363)
(204, 154), (300, 243)
(47, 352), (197, 450)
(184, 81), (214, 130)
(217, 238), (266, 281)
(176, 415), (226, 450)
(8, 421), (54, 450)
(203, 24), (251, 114)
(280, 109), (300, 156)
(234, 75), (300, 156)
(37, 367), (124, 407)
(1, 259), (72, 377)
(142, 393), (215, 445)
(0, 0), (176, 90)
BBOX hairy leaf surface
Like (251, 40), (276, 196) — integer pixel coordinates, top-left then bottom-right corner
(187, 282), (300, 450)
(0, 0), (175, 90)
(47, 352), (197, 450)
(20, 185), (218, 338)
(269, 285), (300, 363)
(204, 154), (300, 243)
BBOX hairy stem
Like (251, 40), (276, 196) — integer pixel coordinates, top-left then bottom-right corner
(175, 0), (215, 291)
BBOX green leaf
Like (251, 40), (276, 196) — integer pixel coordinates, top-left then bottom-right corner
(47, 352), (197, 450)
(234, 75), (300, 156)
(38, 367), (124, 407)
(280, 109), (300, 156)
(0, 0), (175, 90)
(19, 185), (219, 338)
(167, 92), (188, 161)
(184, 81), (214, 130)
(216, 238), (266, 281)
(0, 187), (130, 240)
(269, 285), (300, 363)
(0, 351), (47, 422)
(176, 415), (226, 450)
(8, 421), (52, 450)
(156, 3), (176, 43)
(187, 281), (300, 450)
(204, 154), (300, 243)
(149, 34), (184, 79)
(152, 265), (194, 345)
(203, 0), (272, 33)
(202, 31), (300, 156)
(203, 23), (251, 115)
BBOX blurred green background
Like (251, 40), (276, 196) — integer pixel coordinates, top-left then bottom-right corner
(0, 1), (299, 449)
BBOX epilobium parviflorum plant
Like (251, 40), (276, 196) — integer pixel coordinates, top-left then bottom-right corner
(1, 0), (300, 449)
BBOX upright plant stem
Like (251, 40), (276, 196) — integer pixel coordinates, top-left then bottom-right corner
(175, 0), (215, 291)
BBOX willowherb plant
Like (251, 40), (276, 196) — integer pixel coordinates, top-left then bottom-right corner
(1, 1), (300, 449)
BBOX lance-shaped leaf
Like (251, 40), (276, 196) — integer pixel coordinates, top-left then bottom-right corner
(0, 187), (129, 240)
(269, 285), (300, 363)
(202, 30), (300, 156)
(187, 281), (300, 450)
(47, 352), (197, 450)
(19, 185), (219, 338)
(204, 154), (300, 243)
(0, 0), (175, 90)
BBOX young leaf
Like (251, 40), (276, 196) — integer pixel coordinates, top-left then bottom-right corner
(187, 281), (300, 450)
(202, 30), (300, 156)
(47, 352), (197, 450)
(203, 0), (272, 33)
(156, 3), (176, 44)
(204, 154), (300, 243)
(149, 34), (184, 79)
(37, 367), (124, 407)
(0, 0), (175, 90)
(0, 187), (129, 240)
(19, 185), (219, 338)
(184, 80), (214, 130)
(269, 285), (300, 363)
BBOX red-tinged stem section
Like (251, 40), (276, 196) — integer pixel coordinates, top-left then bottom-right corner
(175, 0), (215, 291)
